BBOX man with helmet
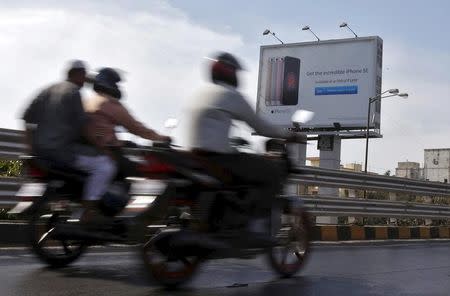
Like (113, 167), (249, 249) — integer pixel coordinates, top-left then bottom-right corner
(22, 60), (117, 222)
(188, 52), (303, 235)
(84, 67), (170, 176)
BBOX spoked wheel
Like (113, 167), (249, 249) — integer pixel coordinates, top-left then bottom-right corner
(142, 234), (201, 288)
(30, 199), (87, 268)
(268, 211), (312, 277)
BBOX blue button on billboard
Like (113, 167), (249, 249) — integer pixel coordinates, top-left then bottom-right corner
(315, 85), (358, 96)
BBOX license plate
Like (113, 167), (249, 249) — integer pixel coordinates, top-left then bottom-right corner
(16, 183), (47, 197)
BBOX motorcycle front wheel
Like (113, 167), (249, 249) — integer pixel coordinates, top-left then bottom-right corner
(268, 210), (312, 277)
(29, 198), (87, 268)
(141, 231), (202, 288)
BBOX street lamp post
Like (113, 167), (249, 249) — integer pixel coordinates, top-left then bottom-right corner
(364, 89), (409, 173)
(363, 89), (408, 198)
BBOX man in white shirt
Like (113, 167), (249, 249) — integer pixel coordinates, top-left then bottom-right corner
(188, 52), (302, 233)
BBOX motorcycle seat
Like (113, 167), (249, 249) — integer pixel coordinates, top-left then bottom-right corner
(145, 149), (251, 188)
(22, 155), (88, 181)
(174, 151), (236, 186)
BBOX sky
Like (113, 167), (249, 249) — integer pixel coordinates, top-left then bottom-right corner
(0, 0), (449, 173)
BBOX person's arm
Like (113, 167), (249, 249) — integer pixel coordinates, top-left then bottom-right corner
(22, 90), (46, 153)
(23, 89), (45, 125)
(113, 102), (169, 142)
(228, 92), (291, 139)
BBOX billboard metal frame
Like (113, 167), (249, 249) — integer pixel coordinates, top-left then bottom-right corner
(256, 36), (383, 137)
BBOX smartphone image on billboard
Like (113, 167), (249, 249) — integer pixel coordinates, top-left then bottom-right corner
(265, 58), (273, 106)
(282, 56), (300, 105)
(265, 56), (300, 106)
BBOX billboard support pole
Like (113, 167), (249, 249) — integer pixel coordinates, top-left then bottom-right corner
(316, 136), (341, 224)
(285, 143), (307, 195)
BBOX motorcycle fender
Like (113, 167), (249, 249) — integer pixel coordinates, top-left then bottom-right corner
(143, 228), (180, 251)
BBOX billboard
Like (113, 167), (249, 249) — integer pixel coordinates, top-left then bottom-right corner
(256, 36), (383, 130)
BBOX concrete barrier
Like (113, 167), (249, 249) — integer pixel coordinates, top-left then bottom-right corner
(312, 225), (450, 241)
(0, 221), (30, 246)
(0, 222), (449, 246)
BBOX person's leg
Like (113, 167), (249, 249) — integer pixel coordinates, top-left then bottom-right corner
(74, 155), (117, 223)
(211, 153), (285, 213)
(209, 153), (286, 235)
(74, 155), (117, 201)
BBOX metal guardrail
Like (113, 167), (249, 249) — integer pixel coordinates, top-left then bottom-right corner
(0, 177), (22, 207)
(290, 166), (450, 197)
(0, 128), (26, 159)
(301, 195), (450, 219)
(0, 128), (449, 220)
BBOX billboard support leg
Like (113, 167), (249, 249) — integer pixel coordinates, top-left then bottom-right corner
(285, 143), (307, 195)
(316, 136), (341, 224)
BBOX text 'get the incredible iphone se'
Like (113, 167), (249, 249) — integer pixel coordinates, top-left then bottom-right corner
(265, 56), (300, 106)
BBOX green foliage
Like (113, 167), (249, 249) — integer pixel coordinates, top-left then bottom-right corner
(0, 160), (23, 219)
(0, 160), (22, 177)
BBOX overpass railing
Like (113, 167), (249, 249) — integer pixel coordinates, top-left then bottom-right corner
(0, 128), (449, 221)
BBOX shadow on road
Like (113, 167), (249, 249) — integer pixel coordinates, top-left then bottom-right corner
(135, 276), (394, 296)
(8, 266), (407, 296)
(47, 266), (395, 296)
(59, 264), (153, 288)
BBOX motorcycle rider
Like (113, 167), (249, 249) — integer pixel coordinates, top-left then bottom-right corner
(22, 60), (116, 223)
(187, 52), (304, 236)
(83, 67), (170, 177)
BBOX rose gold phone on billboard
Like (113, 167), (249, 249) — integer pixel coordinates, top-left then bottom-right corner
(265, 56), (300, 106)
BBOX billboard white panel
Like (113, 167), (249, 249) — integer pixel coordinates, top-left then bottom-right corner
(256, 36), (383, 130)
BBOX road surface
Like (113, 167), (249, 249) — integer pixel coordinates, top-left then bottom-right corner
(0, 241), (449, 296)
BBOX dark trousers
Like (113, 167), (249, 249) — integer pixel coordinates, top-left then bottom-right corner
(207, 153), (286, 217)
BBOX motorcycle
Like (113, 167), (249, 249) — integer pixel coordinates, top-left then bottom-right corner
(139, 110), (314, 287)
(8, 147), (172, 268)
(8, 110), (313, 285)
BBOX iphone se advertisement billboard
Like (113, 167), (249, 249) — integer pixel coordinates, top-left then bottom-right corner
(256, 36), (383, 129)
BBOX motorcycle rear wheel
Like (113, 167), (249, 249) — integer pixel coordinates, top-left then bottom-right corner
(268, 211), (312, 277)
(29, 198), (87, 268)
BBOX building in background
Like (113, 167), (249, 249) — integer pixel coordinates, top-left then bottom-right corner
(307, 157), (320, 167)
(305, 158), (365, 196)
(424, 148), (450, 183)
(342, 163), (362, 172)
(395, 161), (422, 179)
(306, 157), (320, 195)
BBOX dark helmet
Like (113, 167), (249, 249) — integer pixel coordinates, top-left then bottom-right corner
(210, 52), (243, 88)
(93, 67), (122, 99)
